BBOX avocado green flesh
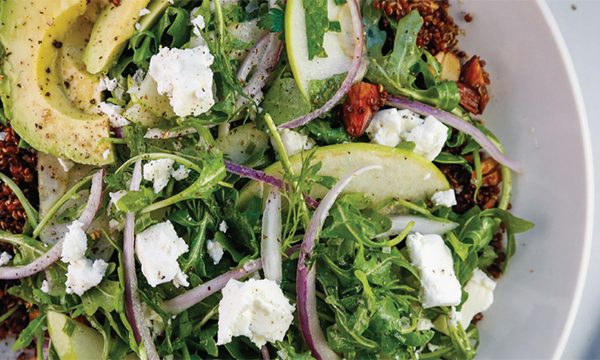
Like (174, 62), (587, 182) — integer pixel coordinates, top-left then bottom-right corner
(237, 143), (450, 211)
(83, 0), (151, 75)
(60, 10), (103, 114)
(0, 0), (113, 165)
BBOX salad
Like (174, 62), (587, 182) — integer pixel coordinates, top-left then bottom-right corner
(0, 0), (534, 359)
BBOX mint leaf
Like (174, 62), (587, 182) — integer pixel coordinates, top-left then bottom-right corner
(258, 6), (285, 33)
(304, 0), (329, 60)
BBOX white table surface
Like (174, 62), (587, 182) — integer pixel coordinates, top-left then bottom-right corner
(547, 1), (600, 358)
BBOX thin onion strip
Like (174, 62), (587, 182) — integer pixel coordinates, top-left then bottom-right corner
(296, 165), (381, 360)
(278, 0), (364, 129)
(385, 95), (523, 174)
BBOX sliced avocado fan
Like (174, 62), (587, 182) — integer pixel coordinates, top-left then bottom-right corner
(0, 0), (114, 165)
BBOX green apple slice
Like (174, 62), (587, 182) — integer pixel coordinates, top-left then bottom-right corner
(215, 123), (269, 164)
(48, 311), (105, 360)
(285, 0), (353, 97)
(237, 143), (449, 211)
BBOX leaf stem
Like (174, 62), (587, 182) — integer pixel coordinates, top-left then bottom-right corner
(0, 172), (39, 229)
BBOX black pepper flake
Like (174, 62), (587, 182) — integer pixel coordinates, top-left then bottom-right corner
(52, 39), (62, 48)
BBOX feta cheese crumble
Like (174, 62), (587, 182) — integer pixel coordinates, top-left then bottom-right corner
(102, 149), (111, 160)
(148, 46), (215, 117)
(139, 8), (151, 16)
(219, 220), (228, 233)
(143, 159), (191, 193)
(365, 109), (448, 161)
(171, 165), (191, 181)
(217, 278), (295, 348)
(98, 102), (130, 128)
(407, 233), (462, 308)
(61, 220), (88, 263)
(65, 258), (109, 296)
(0, 251), (12, 266)
(135, 221), (189, 288)
(431, 189), (457, 207)
(404, 115), (449, 161)
(97, 77), (118, 92)
(41, 279), (50, 294)
(143, 159), (175, 193)
(206, 239), (224, 265)
(459, 268), (496, 327)
(417, 317), (434, 331)
(270, 129), (316, 157)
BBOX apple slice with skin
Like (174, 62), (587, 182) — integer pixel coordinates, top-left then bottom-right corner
(285, 0), (354, 98)
(48, 311), (138, 360)
(237, 143), (450, 211)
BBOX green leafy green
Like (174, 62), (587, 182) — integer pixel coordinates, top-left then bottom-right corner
(362, 5), (460, 110)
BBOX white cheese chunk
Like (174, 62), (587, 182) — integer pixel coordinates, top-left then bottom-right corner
(97, 77), (118, 92)
(219, 220), (228, 233)
(206, 239), (224, 265)
(0, 251), (12, 266)
(135, 221), (189, 288)
(65, 258), (108, 296)
(143, 159), (175, 194)
(365, 108), (404, 147)
(171, 165), (191, 181)
(139, 8), (151, 17)
(217, 278), (295, 348)
(417, 317), (434, 331)
(98, 102), (130, 128)
(407, 232), (462, 308)
(403, 115), (449, 161)
(148, 46), (215, 117)
(270, 129), (315, 157)
(41, 279), (50, 294)
(431, 189), (457, 207)
(61, 220), (88, 263)
(366, 109), (445, 159)
(459, 268), (496, 327)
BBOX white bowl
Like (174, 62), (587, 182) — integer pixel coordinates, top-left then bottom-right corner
(449, 0), (593, 358)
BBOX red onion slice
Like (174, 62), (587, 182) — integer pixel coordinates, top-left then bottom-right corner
(0, 169), (105, 280)
(78, 169), (105, 231)
(237, 33), (283, 107)
(224, 160), (320, 208)
(161, 245), (300, 315)
(237, 32), (273, 83)
(385, 95), (523, 174)
(261, 185), (283, 284)
(123, 160), (160, 360)
(278, 0), (364, 129)
(297, 165), (381, 360)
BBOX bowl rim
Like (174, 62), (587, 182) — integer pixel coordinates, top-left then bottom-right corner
(536, 0), (595, 358)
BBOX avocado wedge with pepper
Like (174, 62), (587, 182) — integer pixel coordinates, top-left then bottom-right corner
(0, 0), (114, 165)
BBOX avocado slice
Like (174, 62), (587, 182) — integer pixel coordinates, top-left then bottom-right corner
(60, 9), (103, 114)
(0, 0), (114, 165)
(83, 0), (151, 74)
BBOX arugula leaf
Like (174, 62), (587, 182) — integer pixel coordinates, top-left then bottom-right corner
(80, 279), (121, 316)
(479, 208), (534, 272)
(362, 5), (460, 111)
(257, 77), (311, 130)
(307, 73), (346, 109)
(305, 117), (352, 145)
(12, 312), (46, 351)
